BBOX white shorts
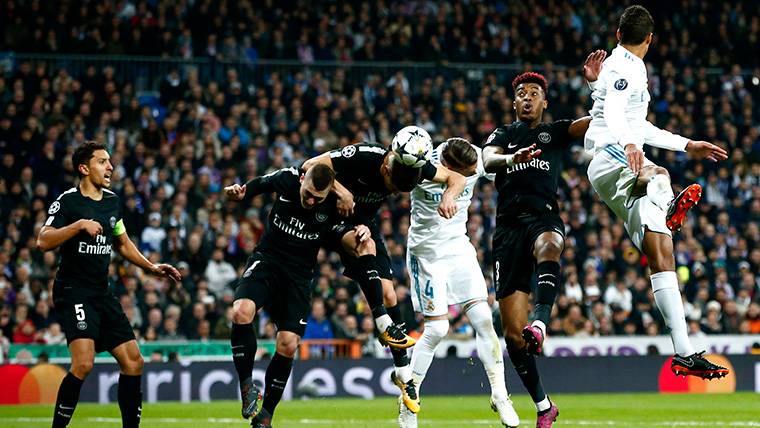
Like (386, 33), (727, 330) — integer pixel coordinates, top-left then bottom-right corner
(406, 238), (488, 317)
(587, 146), (671, 250)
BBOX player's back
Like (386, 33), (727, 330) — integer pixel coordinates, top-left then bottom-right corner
(585, 45), (651, 153)
(48, 187), (121, 294)
(408, 142), (489, 250)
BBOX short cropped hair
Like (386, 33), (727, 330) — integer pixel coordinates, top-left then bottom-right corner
(307, 163), (335, 191)
(619, 5), (654, 45)
(72, 141), (108, 177)
(442, 138), (477, 170)
(512, 72), (548, 94)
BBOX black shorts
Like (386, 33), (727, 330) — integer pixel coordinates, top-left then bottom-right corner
(324, 221), (393, 281)
(54, 285), (135, 353)
(492, 213), (565, 299)
(234, 253), (312, 336)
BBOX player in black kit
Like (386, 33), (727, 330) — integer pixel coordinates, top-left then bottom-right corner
(302, 141), (464, 412)
(37, 142), (181, 428)
(223, 164), (390, 427)
(482, 53), (604, 427)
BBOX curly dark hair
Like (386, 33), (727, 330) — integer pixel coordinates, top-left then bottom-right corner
(512, 72), (548, 94)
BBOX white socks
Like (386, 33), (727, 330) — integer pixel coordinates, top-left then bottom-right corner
(410, 319), (449, 391)
(375, 314), (393, 332)
(467, 302), (509, 399)
(651, 271), (695, 356)
(647, 174), (675, 212)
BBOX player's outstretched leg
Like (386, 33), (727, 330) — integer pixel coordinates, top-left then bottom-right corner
(259, 331), (298, 424)
(501, 292), (559, 427)
(111, 341), (145, 428)
(523, 231), (563, 355)
(342, 234), (415, 349)
(464, 300), (519, 427)
(51, 340), (93, 428)
(231, 299), (263, 419)
(643, 232), (729, 380)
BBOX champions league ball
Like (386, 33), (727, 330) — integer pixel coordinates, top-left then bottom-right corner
(391, 126), (433, 168)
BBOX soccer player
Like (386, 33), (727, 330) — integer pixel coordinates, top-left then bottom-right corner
(38, 142), (181, 428)
(584, 5), (729, 379)
(223, 164), (377, 428)
(482, 54), (605, 426)
(302, 136), (465, 412)
(399, 138), (519, 428)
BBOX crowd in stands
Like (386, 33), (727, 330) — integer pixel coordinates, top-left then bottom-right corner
(1, 1), (759, 361)
(2, 0), (760, 70)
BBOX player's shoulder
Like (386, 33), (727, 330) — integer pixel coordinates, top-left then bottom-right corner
(332, 142), (387, 159)
(484, 123), (516, 146)
(53, 187), (81, 207)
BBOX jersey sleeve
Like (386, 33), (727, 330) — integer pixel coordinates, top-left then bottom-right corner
(420, 161), (437, 181)
(602, 69), (640, 149)
(484, 127), (509, 150)
(46, 197), (70, 229)
(553, 119), (574, 148)
(642, 121), (689, 152)
(329, 144), (383, 176)
(113, 200), (126, 236)
(243, 168), (299, 202)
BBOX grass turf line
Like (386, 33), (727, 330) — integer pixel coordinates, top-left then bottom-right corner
(1, 392), (758, 428)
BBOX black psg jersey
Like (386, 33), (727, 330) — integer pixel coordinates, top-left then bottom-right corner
(485, 120), (573, 217)
(46, 187), (123, 292)
(328, 142), (437, 223)
(243, 167), (340, 281)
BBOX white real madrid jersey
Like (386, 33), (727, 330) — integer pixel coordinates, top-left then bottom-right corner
(407, 142), (494, 250)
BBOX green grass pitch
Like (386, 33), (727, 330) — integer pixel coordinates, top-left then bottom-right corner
(1, 393), (758, 427)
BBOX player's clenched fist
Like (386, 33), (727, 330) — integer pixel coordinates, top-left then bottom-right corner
(224, 183), (247, 201)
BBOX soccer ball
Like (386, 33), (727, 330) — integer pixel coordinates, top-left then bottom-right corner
(391, 126), (433, 168)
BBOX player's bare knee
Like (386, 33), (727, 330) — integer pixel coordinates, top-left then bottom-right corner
(652, 166), (669, 178)
(122, 353), (144, 375)
(354, 237), (376, 257)
(276, 334), (300, 357)
(232, 299), (256, 324)
(535, 239), (563, 262)
(72, 359), (94, 378)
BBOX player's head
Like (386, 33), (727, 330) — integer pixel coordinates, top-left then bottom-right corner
(300, 164), (334, 209)
(512, 72), (548, 123)
(72, 141), (112, 189)
(617, 5), (654, 52)
(441, 138), (478, 177)
(383, 153), (422, 193)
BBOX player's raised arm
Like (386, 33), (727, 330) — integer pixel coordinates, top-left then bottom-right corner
(303, 151), (354, 216)
(568, 116), (592, 139)
(428, 164), (465, 219)
(224, 167), (298, 203)
(642, 122), (728, 161)
(583, 49), (606, 88)
(112, 231), (182, 282)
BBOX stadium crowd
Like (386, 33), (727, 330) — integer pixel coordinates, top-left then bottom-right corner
(1, 1), (759, 360)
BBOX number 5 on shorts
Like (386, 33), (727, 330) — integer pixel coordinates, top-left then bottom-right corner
(74, 303), (86, 321)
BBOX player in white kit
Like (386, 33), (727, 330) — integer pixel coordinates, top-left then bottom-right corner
(585, 5), (729, 379)
(398, 138), (520, 428)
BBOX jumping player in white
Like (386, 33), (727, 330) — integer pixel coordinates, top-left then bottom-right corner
(585, 4), (729, 379)
(399, 138), (519, 428)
